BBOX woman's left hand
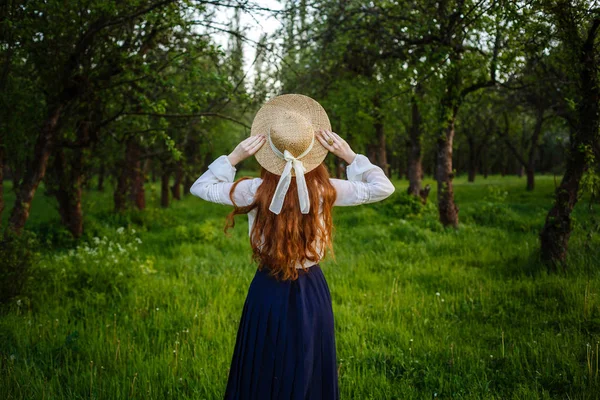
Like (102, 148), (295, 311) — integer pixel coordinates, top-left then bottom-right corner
(227, 134), (266, 166)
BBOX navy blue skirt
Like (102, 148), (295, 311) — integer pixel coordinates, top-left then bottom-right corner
(224, 263), (339, 400)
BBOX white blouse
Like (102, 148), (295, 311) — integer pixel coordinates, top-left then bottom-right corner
(190, 153), (396, 269)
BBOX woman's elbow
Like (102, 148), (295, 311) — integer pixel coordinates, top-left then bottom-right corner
(384, 182), (396, 198)
(190, 183), (207, 200)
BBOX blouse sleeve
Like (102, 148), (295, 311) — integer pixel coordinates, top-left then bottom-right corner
(189, 155), (262, 207)
(329, 153), (396, 206)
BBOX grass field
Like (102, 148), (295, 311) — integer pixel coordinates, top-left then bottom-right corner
(1, 172), (599, 399)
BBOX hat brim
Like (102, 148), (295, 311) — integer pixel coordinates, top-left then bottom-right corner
(250, 94), (331, 176)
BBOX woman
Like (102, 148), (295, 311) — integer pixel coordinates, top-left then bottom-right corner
(190, 94), (395, 400)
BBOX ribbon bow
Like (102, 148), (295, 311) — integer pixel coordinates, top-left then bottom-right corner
(268, 128), (315, 215)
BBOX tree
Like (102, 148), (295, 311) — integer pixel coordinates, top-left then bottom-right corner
(537, 1), (600, 269)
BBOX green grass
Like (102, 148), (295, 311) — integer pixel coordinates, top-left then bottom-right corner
(1, 173), (599, 399)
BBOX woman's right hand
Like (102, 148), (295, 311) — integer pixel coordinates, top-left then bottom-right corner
(316, 129), (357, 164)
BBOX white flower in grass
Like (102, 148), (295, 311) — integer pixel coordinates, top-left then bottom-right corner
(135, 238), (142, 244)
(435, 292), (440, 296)
(117, 227), (125, 234)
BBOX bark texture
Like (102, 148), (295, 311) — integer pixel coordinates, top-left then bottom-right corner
(407, 85), (424, 196)
(7, 105), (63, 234)
(539, 18), (600, 268)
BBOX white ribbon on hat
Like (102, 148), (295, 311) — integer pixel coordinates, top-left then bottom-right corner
(267, 127), (315, 215)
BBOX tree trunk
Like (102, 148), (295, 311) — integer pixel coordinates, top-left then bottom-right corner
(526, 168), (535, 191)
(373, 95), (388, 176)
(436, 60), (460, 228)
(161, 169), (170, 208)
(539, 148), (587, 269)
(52, 148), (84, 238)
(407, 86), (423, 196)
(366, 144), (377, 163)
(467, 136), (477, 183)
(482, 145), (489, 179)
(525, 109), (544, 191)
(151, 160), (157, 183)
(336, 159), (344, 179)
(114, 165), (128, 213)
(128, 140), (145, 210)
(113, 138), (143, 212)
(184, 174), (192, 196)
(376, 121), (387, 175)
(505, 128), (538, 187)
(171, 161), (183, 201)
(436, 111), (460, 228)
(540, 24), (599, 269)
(98, 164), (105, 191)
(7, 105), (63, 235)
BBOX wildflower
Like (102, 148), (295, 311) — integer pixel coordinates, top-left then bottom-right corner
(436, 292), (440, 296)
(16, 299), (22, 307)
(135, 238), (142, 244)
(117, 227), (125, 234)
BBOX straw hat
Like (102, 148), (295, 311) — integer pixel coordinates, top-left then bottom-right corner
(250, 94), (332, 215)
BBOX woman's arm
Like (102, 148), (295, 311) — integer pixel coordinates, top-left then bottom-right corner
(189, 155), (262, 207)
(329, 154), (396, 206)
(189, 135), (266, 207)
(315, 129), (395, 206)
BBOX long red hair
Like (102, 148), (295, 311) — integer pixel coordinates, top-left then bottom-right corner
(224, 163), (337, 281)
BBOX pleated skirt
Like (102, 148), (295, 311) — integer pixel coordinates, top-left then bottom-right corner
(224, 263), (339, 400)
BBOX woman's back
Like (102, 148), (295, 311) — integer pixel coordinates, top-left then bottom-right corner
(190, 152), (395, 269)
